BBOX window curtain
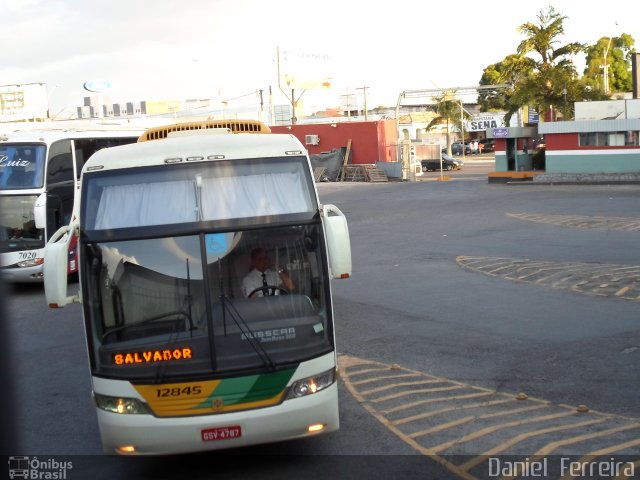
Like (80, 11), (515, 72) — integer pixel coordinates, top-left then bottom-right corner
(94, 180), (197, 229)
(92, 172), (311, 230)
(201, 172), (311, 221)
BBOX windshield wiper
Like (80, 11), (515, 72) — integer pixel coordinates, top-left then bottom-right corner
(219, 295), (276, 371)
(102, 310), (193, 342)
(215, 257), (275, 371)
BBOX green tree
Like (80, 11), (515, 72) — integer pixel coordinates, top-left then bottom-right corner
(479, 6), (586, 122)
(583, 33), (636, 94)
(425, 90), (472, 155)
(478, 54), (534, 112)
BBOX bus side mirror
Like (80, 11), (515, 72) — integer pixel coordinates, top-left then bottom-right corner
(44, 223), (80, 308)
(34, 193), (47, 229)
(322, 204), (352, 279)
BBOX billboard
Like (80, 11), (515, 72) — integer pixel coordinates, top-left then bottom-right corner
(0, 83), (49, 122)
(574, 99), (638, 120)
(465, 114), (506, 132)
(278, 47), (332, 91)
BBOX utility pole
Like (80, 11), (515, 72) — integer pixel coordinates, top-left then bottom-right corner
(356, 86), (369, 120)
(341, 89), (354, 119)
(276, 45), (305, 125)
(269, 85), (274, 126)
(291, 88), (296, 124)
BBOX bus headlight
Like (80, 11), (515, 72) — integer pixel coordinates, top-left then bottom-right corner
(17, 258), (44, 268)
(94, 393), (150, 414)
(286, 368), (336, 399)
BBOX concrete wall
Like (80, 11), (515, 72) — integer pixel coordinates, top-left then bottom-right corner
(545, 131), (640, 173)
(544, 151), (640, 173)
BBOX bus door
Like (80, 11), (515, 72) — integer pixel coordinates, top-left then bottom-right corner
(44, 140), (75, 237)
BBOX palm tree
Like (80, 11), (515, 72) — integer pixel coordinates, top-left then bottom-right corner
(425, 90), (472, 156)
(515, 6), (584, 120)
(479, 6), (585, 123)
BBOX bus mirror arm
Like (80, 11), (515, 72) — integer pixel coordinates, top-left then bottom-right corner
(322, 204), (352, 280)
(44, 222), (80, 308)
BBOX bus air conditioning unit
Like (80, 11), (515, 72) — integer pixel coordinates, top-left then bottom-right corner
(305, 134), (320, 146)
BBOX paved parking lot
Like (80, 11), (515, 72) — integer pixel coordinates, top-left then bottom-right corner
(320, 175), (640, 477)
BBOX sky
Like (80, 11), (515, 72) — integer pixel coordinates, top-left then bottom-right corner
(2, 0), (638, 118)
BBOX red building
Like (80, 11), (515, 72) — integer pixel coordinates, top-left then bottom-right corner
(271, 119), (398, 164)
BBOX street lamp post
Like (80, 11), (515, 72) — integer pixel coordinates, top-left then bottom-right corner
(601, 22), (618, 96)
(459, 99), (466, 162)
(601, 36), (613, 95)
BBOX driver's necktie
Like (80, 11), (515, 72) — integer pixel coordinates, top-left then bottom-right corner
(262, 272), (268, 287)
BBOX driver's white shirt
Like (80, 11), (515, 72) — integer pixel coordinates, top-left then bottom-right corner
(241, 268), (282, 297)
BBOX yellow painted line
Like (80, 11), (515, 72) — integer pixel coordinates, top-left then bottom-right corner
(475, 403), (550, 419)
(350, 372), (421, 386)
(533, 423), (640, 456)
(615, 286), (631, 297)
(429, 411), (577, 454)
(370, 385), (465, 404)
(408, 416), (476, 439)
(585, 436), (640, 455)
(359, 378), (443, 396)
(500, 426), (640, 480)
(458, 417), (609, 472)
(381, 391), (495, 415)
(487, 264), (518, 275)
(341, 371), (479, 480)
(344, 366), (394, 378)
(393, 398), (516, 426)
(409, 403), (552, 441)
(340, 356), (640, 480)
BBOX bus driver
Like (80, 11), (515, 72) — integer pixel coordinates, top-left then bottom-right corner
(241, 247), (295, 298)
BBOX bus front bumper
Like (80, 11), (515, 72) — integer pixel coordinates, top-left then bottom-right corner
(96, 382), (339, 455)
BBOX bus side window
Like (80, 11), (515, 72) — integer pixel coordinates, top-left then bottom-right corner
(74, 139), (99, 178)
(47, 140), (74, 185)
(47, 140), (74, 234)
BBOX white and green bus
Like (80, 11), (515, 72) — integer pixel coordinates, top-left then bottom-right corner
(44, 120), (351, 455)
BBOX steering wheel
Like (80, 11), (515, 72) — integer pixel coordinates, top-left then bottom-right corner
(248, 285), (289, 297)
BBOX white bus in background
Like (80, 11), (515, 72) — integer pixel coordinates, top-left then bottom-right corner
(44, 120), (352, 455)
(0, 128), (142, 282)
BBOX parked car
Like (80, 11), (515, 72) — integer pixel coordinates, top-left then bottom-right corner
(443, 142), (471, 156)
(421, 155), (458, 172)
(443, 152), (463, 170)
(479, 139), (495, 153)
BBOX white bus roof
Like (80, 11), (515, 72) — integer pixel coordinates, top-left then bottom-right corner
(84, 133), (307, 172)
(0, 128), (144, 145)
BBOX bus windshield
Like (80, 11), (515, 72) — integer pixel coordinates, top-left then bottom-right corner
(0, 144), (46, 189)
(83, 224), (331, 380)
(0, 195), (44, 252)
(80, 156), (331, 380)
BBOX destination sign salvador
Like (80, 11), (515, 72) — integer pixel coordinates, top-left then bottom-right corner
(114, 347), (193, 365)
